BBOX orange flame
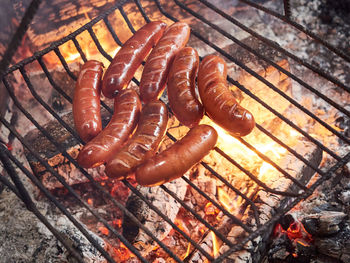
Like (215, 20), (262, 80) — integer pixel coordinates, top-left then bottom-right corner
(211, 231), (220, 258)
(98, 226), (109, 236)
(182, 243), (191, 260)
(217, 188), (239, 213)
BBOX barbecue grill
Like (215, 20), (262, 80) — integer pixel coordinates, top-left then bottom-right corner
(1, 0), (350, 262)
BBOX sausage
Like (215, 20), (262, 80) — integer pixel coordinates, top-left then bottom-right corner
(135, 124), (218, 187)
(73, 60), (103, 142)
(102, 21), (167, 99)
(105, 100), (168, 179)
(167, 47), (203, 127)
(197, 55), (255, 137)
(77, 89), (141, 168)
(139, 22), (191, 103)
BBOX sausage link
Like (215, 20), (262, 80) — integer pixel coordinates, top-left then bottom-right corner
(167, 47), (203, 127)
(139, 22), (191, 103)
(77, 89), (141, 168)
(73, 60), (103, 142)
(135, 124), (217, 186)
(197, 55), (255, 137)
(105, 100), (168, 179)
(102, 21), (167, 98)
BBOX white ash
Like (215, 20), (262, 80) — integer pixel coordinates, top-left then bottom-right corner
(0, 147), (107, 263)
(122, 176), (188, 257)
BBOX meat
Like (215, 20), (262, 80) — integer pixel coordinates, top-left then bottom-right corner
(73, 60), (103, 142)
(101, 21), (167, 98)
(105, 100), (168, 179)
(135, 124), (218, 186)
(139, 22), (191, 103)
(77, 89), (141, 168)
(167, 47), (203, 127)
(197, 55), (255, 137)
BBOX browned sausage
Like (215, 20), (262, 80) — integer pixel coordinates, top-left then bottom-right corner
(102, 21), (167, 99)
(105, 100), (168, 179)
(77, 89), (141, 168)
(139, 22), (191, 103)
(73, 60), (103, 142)
(167, 47), (203, 127)
(197, 55), (255, 137)
(135, 124), (218, 186)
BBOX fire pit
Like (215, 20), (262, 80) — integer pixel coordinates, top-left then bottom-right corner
(1, 0), (350, 262)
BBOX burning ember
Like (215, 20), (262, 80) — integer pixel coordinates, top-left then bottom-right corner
(2, 0), (350, 262)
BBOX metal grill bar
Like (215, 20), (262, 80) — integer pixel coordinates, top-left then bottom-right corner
(25, 29), (254, 257)
(37, 57), (73, 103)
(0, 144), (86, 263)
(198, 0), (350, 109)
(117, 0), (309, 198)
(134, 0), (152, 23)
(123, 180), (215, 261)
(0, 0), (129, 79)
(283, 0), (292, 19)
(152, 0), (341, 162)
(72, 37), (88, 63)
(54, 48), (77, 80)
(239, 0), (350, 63)
(2, 77), (184, 263)
(93, 4), (283, 236)
(0, 119), (118, 263)
(7, 29), (248, 259)
(103, 17), (124, 46)
(215, 150), (350, 262)
(228, 74), (341, 161)
(1, 0), (350, 262)
(255, 124), (325, 175)
(213, 148), (302, 197)
(35, 7), (259, 249)
(119, 6), (137, 33)
(87, 27), (113, 61)
(19, 67), (82, 143)
(170, 0), (350, 145)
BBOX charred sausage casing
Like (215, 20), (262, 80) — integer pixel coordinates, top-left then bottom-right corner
(105, 100), (168, 179)
(77, 89), (141, 168)
(102, 21), (167, 98)
(197, 55), (255, 137)
(139, 22), (191, 103)
(135, 124), (218, 187)
(73, 60), (103, 142)
(167, 47), (203, 127)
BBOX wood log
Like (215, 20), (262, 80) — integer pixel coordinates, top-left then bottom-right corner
(23, 108), (112, 190)
(122, 177), (188, 257)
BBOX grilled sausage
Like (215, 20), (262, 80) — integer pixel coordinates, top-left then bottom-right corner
(77, 89), (141, 168)
(197, 55), (255, 137)
(139, 22), (191, 103)
(167, 47), (203, 127)
(105, 100), (168, 179)
(73, 60), (103, 142)
(102, 21), (167, 98)
(135, 124), (218, 186)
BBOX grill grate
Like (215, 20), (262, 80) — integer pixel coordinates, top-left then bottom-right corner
(1, 0), (350, 262)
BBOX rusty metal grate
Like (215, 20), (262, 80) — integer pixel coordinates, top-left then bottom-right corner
(1, 0), (350, 262)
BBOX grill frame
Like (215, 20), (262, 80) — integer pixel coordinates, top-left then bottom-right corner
(1, 0), (350, 262)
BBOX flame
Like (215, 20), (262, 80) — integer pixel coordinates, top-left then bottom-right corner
(43, 22), (122, 67)
(113, 219), (122, 228)
(182, 243), (191, 260)
(98, 226), (109, 236)
(87, 198), (93, 205)
(211, 231), (220, 258)
(200, 116), (293, 185)
(217, 188), (239, 213)
(205, 202), (219, 216)
(113, 243), (132, 262)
